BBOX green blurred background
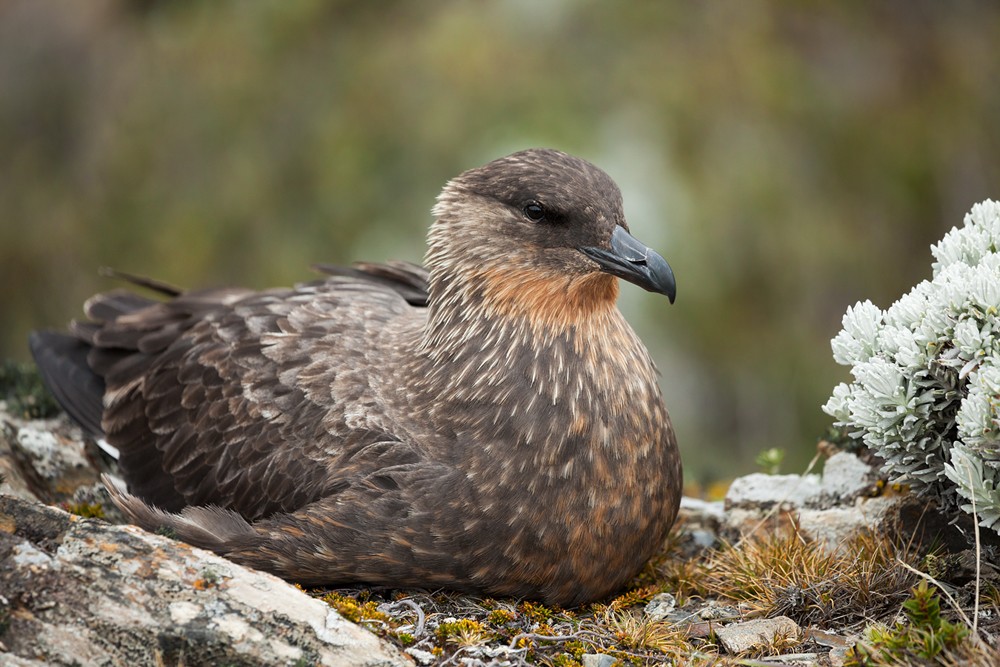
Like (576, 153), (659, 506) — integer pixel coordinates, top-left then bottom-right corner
(3, 0), (999, 486)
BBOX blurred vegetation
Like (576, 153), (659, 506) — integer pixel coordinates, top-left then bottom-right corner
(2, 0), (999, 481)
(0, 361), (61, 420)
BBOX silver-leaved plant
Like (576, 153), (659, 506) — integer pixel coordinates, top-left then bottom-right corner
(824, 200), (1000, 532)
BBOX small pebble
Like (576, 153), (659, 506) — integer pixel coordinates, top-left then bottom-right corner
(643, 592), (677, 621)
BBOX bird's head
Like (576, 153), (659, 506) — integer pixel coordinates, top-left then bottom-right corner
(426, 148), (675, 330)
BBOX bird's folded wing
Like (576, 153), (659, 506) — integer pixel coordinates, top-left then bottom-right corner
(312, 260), (429, 306)
(35, 270), (427, 520)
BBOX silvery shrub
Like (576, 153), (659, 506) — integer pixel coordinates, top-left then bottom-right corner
(824, 200), (1000, 532)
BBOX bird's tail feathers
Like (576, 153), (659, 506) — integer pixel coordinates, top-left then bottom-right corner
(29, 331), (106, 436)
(102, 474), (257, 553)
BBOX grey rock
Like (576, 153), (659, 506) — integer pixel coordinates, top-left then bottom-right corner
(829, 646), (850, 667)
(0, 420), (42, 502)
(664, 608), (701, 625)
(0, 494), (411, 666)
(582, 653), (617, 667)
(697, 601), (740, 621)
(715, 615), (800, 654)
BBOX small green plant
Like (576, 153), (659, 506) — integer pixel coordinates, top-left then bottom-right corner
(434, 618), (490, 646)
(0, 360), (61, 419)
(518, 600), (556, 624)
(155, 525), (178, 539)
(193, 567), (223, 591)
(846, 580), (970, 665)
(391, 630), (415, 646)
(755, 447), (786, 474)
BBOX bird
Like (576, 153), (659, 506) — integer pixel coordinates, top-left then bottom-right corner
(30, 148), (680, 607)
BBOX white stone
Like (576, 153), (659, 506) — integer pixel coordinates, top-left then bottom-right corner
(725, 473), (823, 509)
(406, 647), (437, 665)
(679, 496), (725, 520)
(1, 495), (410, 666)
(12, 542), (55, 569)
(16, 426), (89, 480)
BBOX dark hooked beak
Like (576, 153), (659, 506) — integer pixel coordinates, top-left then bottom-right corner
(580, 226), (676, 303)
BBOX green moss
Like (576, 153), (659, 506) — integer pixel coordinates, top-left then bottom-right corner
(63, 502), (105, 519)
(486, 608), (517, 625)
(200, 567), (221, 585)
(0, 360), (61, 420)
(518, 600), (556, 624)
(321, 592), (390, 625)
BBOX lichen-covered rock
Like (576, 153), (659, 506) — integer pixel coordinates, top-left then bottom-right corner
(0, 495), (411, 666)
(0, 404), (102, 505)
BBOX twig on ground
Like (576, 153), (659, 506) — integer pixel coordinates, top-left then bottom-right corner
(966, 464), (982, 637)
(379, 598), (426, 636)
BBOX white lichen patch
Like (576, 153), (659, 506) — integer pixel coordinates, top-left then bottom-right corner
(15, 426), (89, 479)
(12, 541), (56, 569)
(169, 601), (202, 625)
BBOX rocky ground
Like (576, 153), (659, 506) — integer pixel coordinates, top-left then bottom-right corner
(1, 361), (998, 666)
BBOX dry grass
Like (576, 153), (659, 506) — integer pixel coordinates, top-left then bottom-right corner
(701, 528), (919, 629)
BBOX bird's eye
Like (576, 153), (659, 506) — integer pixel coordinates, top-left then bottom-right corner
(522, 201), (546, 222)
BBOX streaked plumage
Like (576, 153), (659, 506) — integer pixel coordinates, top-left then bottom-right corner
(31, 148), (681, 606)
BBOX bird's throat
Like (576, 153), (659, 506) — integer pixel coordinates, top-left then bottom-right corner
(475, 269), (620, 333)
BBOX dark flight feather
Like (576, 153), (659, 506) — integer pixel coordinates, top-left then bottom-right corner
(31, 148), (682, 606)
